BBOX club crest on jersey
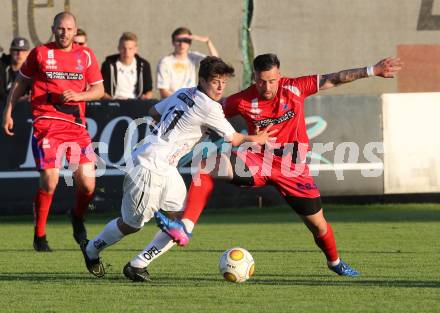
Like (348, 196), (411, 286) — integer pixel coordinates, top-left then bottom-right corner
(283, 85), (301, 97)
(280, 98), (289, 111)
(76, 59), (84, 71)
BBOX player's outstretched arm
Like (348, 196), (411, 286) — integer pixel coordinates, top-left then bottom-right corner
(2, 73), (31, 136)
(319, 56), (403, 90)
(230, 124), (277, 146)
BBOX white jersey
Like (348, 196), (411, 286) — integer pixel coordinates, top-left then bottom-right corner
(133, 87), (236, 174)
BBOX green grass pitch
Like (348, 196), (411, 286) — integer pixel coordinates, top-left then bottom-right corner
(0, 204), (439, 313)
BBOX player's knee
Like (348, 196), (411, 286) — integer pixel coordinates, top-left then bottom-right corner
(80, 182), (95, 195)
(40, 174), (59, 193)
(117, 217), (140, 235)
(75, 175), (95, 194)
(40, 183), (58, 193)
(312, 222), (328, 237)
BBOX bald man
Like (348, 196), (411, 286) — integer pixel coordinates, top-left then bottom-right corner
(1, 12), (104, 251)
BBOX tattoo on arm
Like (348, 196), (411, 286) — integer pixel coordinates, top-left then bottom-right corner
(319, 67), (368, 88)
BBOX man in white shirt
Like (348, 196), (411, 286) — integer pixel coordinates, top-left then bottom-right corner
(80, 56), (276, 281)
(157, 27), (219, 99)
(102, 32), (153, 100)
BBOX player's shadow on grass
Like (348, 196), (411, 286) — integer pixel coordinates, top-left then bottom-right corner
(1, 272), (439, 289)
(0, 248), (421, 255)
(0, 272), (222, 285)
(249, 277), (440, 289)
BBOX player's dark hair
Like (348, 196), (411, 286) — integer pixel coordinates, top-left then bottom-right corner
(76, 28), (87, 37)
(52, 12), (76, 27)
(171, 27), (192, 41)
(253, 53), (280, 72)
(198, 56), (235, 81)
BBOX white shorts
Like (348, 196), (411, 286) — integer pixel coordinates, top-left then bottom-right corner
(121, 166), (186, 228)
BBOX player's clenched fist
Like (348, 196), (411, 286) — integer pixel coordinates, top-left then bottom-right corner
(2, 114), (14, 136)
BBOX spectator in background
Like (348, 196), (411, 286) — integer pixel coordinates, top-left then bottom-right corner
(74, 28), (88, 47)
(101, 32), (153, 100)
(157, 27), (219, 99)
(0, 37), (31, 102)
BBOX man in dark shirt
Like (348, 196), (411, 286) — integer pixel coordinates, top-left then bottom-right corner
(0, 37), (31, 102)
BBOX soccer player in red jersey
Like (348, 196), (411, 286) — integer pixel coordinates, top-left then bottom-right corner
(1, 12), (104, 251)
(155, 53), (402, 276)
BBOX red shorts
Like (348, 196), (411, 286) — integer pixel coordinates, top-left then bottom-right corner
(232, 149), (320, 199)
(32, 119), (95, 170)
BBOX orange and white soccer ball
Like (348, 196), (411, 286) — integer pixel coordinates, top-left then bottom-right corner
(219, 247), (255, 283)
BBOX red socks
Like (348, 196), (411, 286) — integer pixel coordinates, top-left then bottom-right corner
(314, 223), (339, 262)
(33, 188), (54, 237)
(182, 173), (214, 223)
(73, 189), (94, 219)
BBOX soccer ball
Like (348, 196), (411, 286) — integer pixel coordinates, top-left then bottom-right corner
(219, 247), (255, 283)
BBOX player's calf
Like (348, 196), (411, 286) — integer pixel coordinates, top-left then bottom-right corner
(70, 209), (87, 245)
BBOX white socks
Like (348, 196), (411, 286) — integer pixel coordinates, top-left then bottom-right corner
(328, 258), (341, 267)
(86, 218), (124, 259)
(130, 231), (176, 268)
(181, 218), (194, 233)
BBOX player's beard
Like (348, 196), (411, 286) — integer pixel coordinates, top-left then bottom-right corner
(260, 91), (275, 100)
(56, 35), (73, 49)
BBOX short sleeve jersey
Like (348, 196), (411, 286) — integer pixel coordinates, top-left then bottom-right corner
(224, 75), (319, 147)
(133, 87), (235, 174)
(20, 42), (103, 127)
(156, 51), (206, 93)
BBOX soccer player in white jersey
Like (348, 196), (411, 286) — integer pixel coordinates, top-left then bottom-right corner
(80, 56), (276, 281)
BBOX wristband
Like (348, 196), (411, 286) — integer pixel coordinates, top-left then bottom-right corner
(366, 66), (375, 77)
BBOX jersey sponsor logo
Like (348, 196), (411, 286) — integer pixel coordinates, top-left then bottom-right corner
(177, 92), (195, 108)
(254, 110), (295, 127)
(283, 85), (301, 97)
(46, 71), (84, 80)
(45, 58), (57, 70)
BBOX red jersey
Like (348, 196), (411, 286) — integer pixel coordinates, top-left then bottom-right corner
(20, 42), (103, 127)
(224, 76), (318, 147)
